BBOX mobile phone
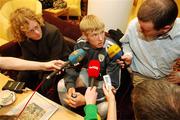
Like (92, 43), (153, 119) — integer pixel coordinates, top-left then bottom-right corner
(2, 80), (25, 93)
(103, 74), (112, 91)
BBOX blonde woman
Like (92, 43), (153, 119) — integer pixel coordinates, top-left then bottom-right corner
(10, 8), (70, 98)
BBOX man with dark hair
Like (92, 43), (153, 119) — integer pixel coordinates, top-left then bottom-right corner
(132, 80), (180, 120)
(117, 0), (180, 85)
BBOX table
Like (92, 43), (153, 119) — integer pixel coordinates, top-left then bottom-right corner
(0, 73), (83, 120)
(43, 7), (69, 20)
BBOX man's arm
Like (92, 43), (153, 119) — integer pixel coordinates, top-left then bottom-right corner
(117, 20), (136, 67)
(0, 57), (65, 71)
(118, 34), (133, 67)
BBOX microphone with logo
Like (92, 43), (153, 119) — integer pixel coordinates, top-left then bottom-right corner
(18, 49), (86, 118)
(107, 44), (124, 61)
(88, 60), (106, 102)
(46, 49), (86, 80)
(87, 60), (100, 87)
(107, 44), (131, 72)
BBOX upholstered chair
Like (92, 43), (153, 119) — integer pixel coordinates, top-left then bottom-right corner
(0, 0), (42, 41)
(64, 0), (81, 20)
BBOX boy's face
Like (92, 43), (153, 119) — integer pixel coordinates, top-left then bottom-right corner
(85, 30), (105, 49)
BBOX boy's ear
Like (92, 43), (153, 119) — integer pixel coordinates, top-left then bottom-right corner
(82, 32), (88, 39)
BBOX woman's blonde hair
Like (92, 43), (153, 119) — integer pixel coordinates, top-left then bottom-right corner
(10, 8), (44, 42)
(80, 15), (105, 34)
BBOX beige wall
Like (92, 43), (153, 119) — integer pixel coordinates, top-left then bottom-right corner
(88, 0), (133, 32)
(128, 0), (180, 23)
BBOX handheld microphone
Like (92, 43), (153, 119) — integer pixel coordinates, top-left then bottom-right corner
(46, 49), (86, 80)
(87, 60), (100, 87)
(107, 44), (124, 61)
(17, 49), (87, 118)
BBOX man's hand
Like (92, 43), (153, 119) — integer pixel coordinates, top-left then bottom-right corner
(85, 87), (97, 105)
(42, 60), (66, 71)
(116, 54), (132, 68)
(167, 71), (180, 84)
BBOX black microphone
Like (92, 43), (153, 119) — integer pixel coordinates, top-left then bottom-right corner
(46, 49), (86, 80)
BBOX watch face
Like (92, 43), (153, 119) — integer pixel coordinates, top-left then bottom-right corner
(0, 90), (16, 107)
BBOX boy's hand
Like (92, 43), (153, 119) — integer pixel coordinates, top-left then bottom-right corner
(65, 92), (86, 108)
(68, 87), (76, 96)
(85, 87), (97, 105)
(64, 87), (76, 107)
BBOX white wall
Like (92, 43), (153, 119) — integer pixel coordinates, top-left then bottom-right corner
(88, 0), (133, 32)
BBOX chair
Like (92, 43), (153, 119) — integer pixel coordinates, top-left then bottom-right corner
(64, 0), (81, 20)
(0, 12), (82, 79)
(0, 0), (42, 41)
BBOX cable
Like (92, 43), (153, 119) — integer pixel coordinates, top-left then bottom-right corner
(17, 77), (47, 118)
(17, 65), (73, 118)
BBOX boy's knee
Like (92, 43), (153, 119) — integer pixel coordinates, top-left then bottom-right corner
(57, 79), (67, 93)
(97, 101), (108, 119)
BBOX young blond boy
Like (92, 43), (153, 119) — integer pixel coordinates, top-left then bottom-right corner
(58, 15), (121, 119)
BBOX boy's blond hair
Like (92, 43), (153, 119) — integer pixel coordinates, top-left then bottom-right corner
(10, 8), (44, 42)
(80, 15), (105, 34)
